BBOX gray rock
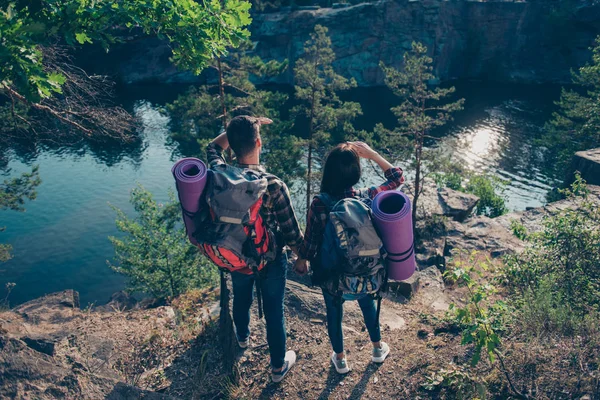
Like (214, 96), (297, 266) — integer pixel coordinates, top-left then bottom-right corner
(565, 148), (600, 187)
(388, 273), (421, 299)
(437, 188), (479, 222)
(406, 178), (479, 222)
(22, 335), (56, 356)
(445, 216), (524, 257)
(96, 291), (138, 312)
(13, 290), (80, 324)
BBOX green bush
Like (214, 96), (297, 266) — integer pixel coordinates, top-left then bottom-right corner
(109, 186), (217, 300)
(503, 175), (600, 335)
(509, 219), (528, 241)
(434, 172), (508, 218)
(466, 175), (508, 218)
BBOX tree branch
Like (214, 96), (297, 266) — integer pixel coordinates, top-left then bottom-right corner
(1, 84), (93, 136)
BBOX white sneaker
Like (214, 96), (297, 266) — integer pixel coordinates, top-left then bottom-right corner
(234, 326), (249, 349)
(272, 351), (296, 383)
(372, 342), (390, 363)
(331, 352), (351, 374)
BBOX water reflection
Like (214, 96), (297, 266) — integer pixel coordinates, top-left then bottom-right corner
(438, 93), (558, 210)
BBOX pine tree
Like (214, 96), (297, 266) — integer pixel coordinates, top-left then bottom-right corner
(293, 24), (362, 214)
(166, 43), (304, 183)
(380, 42), (464, 230)
(543, 36), (600, 174)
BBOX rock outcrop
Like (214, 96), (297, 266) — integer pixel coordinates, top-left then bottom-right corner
(0, 290), (207, 399)
(406, 178), (480, 222)
(78, 0), (600, 86)
(565, 148), (600, 187)
(496, 184), (600, 233)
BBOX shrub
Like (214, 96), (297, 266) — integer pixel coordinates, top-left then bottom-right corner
(434, 172), (508, 218)
(109, 186), (217, 300)
(465, 175), (508, 218)
(423, 363), (487, 400)
(509, 219), (528, 241)
(503, 175), (600, 334)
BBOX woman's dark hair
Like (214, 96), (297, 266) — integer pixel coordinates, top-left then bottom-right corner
(320, 143), (361, 196)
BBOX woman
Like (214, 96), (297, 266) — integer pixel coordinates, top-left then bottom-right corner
(295, 141), (404, 374)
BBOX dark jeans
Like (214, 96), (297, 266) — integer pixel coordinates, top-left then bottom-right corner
(231, 251), (287, 369)
(322, 290), (382, 355)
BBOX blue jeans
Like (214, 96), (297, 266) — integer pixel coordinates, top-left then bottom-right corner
(322, 290), (382, 354)
(231, 251), (287, 369)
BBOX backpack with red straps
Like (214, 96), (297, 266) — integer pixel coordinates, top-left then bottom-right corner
(193, 164), (276, 275)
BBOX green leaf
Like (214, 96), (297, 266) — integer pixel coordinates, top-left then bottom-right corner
(75, 32), (92, 44)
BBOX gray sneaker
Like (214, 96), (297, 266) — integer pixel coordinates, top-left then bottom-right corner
(331, 352), (351, 374)
(234, 326), (249, 349)
(237, 336), (249, 349)
(372, 342), (390, 363)
(272, 351), (297, 383)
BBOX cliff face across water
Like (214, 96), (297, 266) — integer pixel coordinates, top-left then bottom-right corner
(254, 0), (600, 85)
(80, 0), (600, 86)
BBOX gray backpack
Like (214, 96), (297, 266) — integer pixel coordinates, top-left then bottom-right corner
(318, 194), (385, 297)
(194, 164), (276, 274)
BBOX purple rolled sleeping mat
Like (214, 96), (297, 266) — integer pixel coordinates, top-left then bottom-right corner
(172, 158), (208, 246)
(372, 190), (416, 281)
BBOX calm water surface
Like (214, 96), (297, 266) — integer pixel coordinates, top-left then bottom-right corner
(0, 82), (561, 306)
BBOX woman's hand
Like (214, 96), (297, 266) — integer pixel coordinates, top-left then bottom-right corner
(348, 141), (379, 160)
(294, 258), (309, 276)
(349, 141), (394, 171)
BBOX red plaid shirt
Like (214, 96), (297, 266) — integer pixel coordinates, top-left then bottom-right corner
(298, 167), (405, 260)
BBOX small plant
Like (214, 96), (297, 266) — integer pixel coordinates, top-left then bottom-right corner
(0, 282), (16, 311)
(423, 363), (487, 399)
(433, 171), (508, 218)
(445, 251), (526, 399)
(503, 174), (600, 316)
(445, 255), (505, 367)
(509, 219), (528, 241)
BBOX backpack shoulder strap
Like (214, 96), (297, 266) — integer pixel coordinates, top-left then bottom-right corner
(316, 193), (337, 212)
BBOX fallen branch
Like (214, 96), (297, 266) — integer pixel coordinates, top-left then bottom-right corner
(1, 84), (93, 136)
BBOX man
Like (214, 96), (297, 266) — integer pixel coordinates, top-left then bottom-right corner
(207, 115), (302, 383)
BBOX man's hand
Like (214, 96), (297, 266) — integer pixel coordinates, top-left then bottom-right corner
(294, 258), (309, 276)
(256, 117), (273, 125)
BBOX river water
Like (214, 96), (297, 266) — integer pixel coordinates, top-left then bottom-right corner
(0, 81), (561, 306)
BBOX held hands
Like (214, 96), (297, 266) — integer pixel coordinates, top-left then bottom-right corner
(294, 258), (309, 276)
(348, 141), (379, 160)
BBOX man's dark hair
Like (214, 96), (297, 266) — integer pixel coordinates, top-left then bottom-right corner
(226, 115), (260, 158)
(320, 143), (361, 196)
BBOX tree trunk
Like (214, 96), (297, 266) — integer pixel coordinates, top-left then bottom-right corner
(412, 138), (423, 235)
(306, 89), (317, 218)
(216, 58), (232, 163)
